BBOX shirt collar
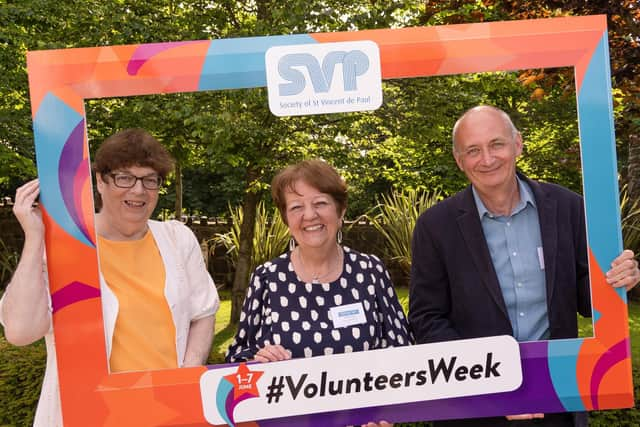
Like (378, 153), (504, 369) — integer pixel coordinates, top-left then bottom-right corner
(472, 175), (536, 219)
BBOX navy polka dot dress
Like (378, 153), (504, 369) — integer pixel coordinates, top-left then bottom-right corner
(226, 246), (413, 362)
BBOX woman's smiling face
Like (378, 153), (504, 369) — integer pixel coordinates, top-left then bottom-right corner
(284, 179), (344, 250)
(96, 165), (160, 229)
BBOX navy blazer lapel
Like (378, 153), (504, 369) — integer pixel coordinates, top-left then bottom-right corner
(455, 187), (509, 320)
(524, 176), (558, 311)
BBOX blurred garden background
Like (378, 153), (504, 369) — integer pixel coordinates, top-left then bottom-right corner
(1, 0), (639, 425)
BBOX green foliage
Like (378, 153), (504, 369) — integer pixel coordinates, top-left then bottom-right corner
(86, 92), (251, 219)
(620, 184), (640, 255)
(0, 239), (19, 292)
(0, 335), (46, 426)
(1, 0), (588, 216)
(1, 0), (587, 218)
(0, 144), (35, 195)
(365, 188), (442, 276)
(589, 405), (640, 427)
(396, 286), (410, 317)
(82, 68), (581, 220)
(209, 201), (290, 274)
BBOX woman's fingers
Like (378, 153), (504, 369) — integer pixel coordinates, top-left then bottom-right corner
(254, 344), (292, 363)
(12, 179), (44, 236)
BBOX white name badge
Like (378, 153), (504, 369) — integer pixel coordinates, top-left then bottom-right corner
(329, 302), (367, 328)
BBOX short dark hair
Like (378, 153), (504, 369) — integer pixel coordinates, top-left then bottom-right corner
(92, 128), (174, 178)
(271, 159), (347, 224)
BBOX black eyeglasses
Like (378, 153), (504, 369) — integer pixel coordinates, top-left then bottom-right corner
(108, 173), (163, 190)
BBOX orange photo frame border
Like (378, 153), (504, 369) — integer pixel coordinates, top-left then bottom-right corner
(27, 14), (632, 425)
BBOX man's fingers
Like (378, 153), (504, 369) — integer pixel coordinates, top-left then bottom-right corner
(506, 413), (544, 420)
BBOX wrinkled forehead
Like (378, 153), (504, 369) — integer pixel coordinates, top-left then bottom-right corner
(455, 110), (513, 147)
(284, 179), (326, 199)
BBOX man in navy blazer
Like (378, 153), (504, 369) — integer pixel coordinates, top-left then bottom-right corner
(409, 105), (639, 427)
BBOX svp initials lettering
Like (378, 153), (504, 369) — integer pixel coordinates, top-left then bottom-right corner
(277, 50), (369, 96)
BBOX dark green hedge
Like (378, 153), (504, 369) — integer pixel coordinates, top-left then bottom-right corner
(0, 335), (45, 426)
(590, 397), (640, 426)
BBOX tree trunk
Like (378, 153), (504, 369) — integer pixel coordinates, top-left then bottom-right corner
(230, 168), (259, 324)
(174, 162), (183, 220)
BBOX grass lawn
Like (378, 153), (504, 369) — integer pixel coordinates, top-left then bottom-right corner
(208, 288), (237, 364)
(623, 299), (640, 367)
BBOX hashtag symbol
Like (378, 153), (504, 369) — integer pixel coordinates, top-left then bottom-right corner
(265, 376), (285, 403)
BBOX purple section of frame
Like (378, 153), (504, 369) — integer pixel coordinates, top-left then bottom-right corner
(590, 339), (630, 409)
(51, 281), (101, 314)
(225, 387), (257, 426)
(127, 41), (199, 75)
(58, 120), (93, 245)
(225, 389), (237, 426)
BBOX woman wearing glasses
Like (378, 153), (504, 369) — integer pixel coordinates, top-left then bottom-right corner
(0, 128), (220, 427)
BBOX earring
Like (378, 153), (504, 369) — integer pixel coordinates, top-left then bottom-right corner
(289, 237), (296, 252)
(337, 229), (343, 245)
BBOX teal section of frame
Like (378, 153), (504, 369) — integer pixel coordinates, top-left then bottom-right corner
(198, 34), (317, 90)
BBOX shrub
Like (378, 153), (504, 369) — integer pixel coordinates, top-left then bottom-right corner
(621, 183), (640, 255)
(364, 188), (442, 276)
(0, 239), (19, 293)
(620, 184), (640, 301)
(208, 201), (290, 275)
(0, 334), (46, 426)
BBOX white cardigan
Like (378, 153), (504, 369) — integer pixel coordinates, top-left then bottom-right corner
(0, 220), (220, 427)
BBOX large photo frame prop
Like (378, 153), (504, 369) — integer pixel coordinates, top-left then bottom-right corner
(27, 14), (632, 426)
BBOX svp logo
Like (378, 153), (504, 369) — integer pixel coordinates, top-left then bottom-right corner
(265, 41), (382, 116)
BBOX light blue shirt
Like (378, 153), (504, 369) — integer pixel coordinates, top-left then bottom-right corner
(472, 177), (549, 341)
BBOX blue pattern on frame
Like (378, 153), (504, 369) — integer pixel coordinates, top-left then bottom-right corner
(199, 34), (317, 90)
(547, 338), (585, 411)
(33, 93), (94, 248)
(578, 32), (624, 302)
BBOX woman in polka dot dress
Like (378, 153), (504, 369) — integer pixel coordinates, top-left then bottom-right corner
(226, 159), (413, 364)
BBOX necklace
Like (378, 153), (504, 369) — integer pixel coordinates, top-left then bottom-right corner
(296, 246), (343, 284)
